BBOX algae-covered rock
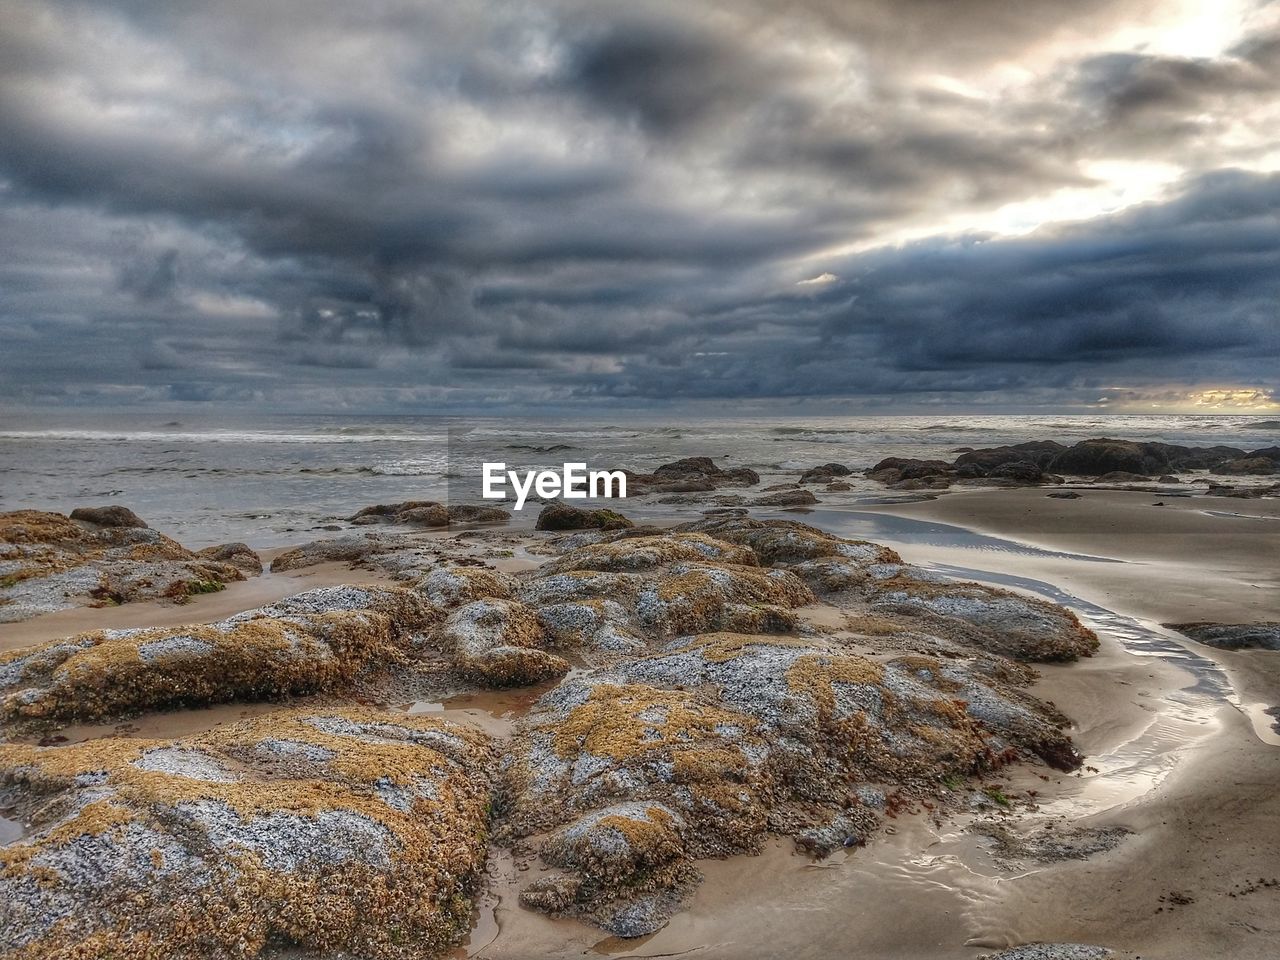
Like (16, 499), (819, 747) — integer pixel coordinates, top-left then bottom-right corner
(540, 533), (758, 574)
(196, 541), (264, 575)
(1165, 621), (1280, 651)
(867, 574), (1099, 662)
(0, 708), (495, 960)
(436, 598), (569, 686)
(535, 503), (634, 532)
(502, 629), (1079, 935)
(677, 515), (898, 567)
(268, 532), (443, 579)
(0, 510), (249, 623)
(416, 565), (517, 609)
(0, 585), (431, 724)
(634, 562), (813, 636)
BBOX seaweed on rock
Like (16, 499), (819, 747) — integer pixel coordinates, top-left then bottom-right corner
(0, 708), (495, 960)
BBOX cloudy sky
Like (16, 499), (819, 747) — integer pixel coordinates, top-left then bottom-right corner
(1, 0), (1278, 414)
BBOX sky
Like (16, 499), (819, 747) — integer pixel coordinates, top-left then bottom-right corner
(0, 0), (1278, 415)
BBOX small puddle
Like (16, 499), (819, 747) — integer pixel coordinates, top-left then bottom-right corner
(452, 846), (520, 958)
(402, 673), (574, 739)
(1242, 702), (1280, 746)
(0, 813), (26, 845)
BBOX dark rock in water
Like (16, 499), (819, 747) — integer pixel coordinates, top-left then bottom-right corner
(1166, 622), (1280, 651)
(800, 462), (852, 484)
(826, 481), (852, 491)
(653, 457), (759, 486)
(761, 482), (801, 492)
(1248, 445), (1280, 461)
(347, 501), (508, 527)
(627, 458), (758, 493)
(1047, 492), (1082, 499)
(1047, 439), (1246, 476)
(988, 461), (1044, 483)
(69, 505), (149, 528)
(196, 542), (263, 575)
(1046, 439), (1165, 476)
(752, 489), (819, 506)
(954, 441), (1065, 472)
(1205, 483), (1280, 498)
(1164, 443), (1248, 469)
(875, 457), (953, 479)
(349, 500), (449, 527)
(536, 502), (634, 531)
(1158, 475), (1180, 483)
(1212, 457), (1277, 476)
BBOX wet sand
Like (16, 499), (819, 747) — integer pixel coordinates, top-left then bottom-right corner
(3, 493), (1277, 958)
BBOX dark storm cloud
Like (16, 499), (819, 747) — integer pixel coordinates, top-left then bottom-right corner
(0, 0), (1277, 411)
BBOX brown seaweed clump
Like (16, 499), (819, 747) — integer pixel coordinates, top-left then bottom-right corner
(0, 708), (495, 960)
(0, 510), (251, 623)
(0, 585), (433, 724)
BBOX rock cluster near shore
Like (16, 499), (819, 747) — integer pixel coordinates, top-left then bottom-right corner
(859, 437), (1280, 490)
(350, 501), (509, 527)
(0, 513), (1102, 956)
(0, 510), (256, 623)
(624, 457), (761, 495)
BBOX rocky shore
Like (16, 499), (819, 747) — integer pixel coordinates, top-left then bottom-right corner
(854, 437), (1280, 493)
(0, 504), (1106, 958)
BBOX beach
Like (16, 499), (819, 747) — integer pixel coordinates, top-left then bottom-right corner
(1, 425), (1278, 960)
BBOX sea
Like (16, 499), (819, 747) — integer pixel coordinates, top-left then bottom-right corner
(1, 412), (1277, 548)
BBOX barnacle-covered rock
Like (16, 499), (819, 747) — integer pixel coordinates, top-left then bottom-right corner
(1, 614), (393, 725)
(0, 708), (495, 960)
(0, 510), (249, 622)
(0, 586), (431, 724)
(502, 629), (1080, 935)
(435, 598), (568, 686)
(415, 565), (517, 609)
(677, 515), (899, 567)
(514, 545), (814, 653)
(866, 574), (1099, 662)
(634, 562), (813, 636)
(540, 533), (758, 574)
(526, 802), (697, 936)
(269, 532), (439, 576)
